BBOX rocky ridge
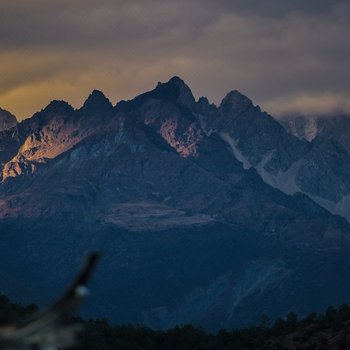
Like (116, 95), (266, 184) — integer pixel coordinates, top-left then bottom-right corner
(1, 77), (350, 329)
(195, 93), (350, 221)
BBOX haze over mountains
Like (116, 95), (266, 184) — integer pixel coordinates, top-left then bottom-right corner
(1, 77), (350, 330)
(281, 113), (350, 153)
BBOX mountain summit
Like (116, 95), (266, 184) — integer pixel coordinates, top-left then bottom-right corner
(80, 89), (113, 118)
(124, 76), (196, 109)
(220, 90), (256, 113)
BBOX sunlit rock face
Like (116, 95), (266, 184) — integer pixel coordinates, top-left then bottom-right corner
(2, 77), (350, 330)
(136, 98), (203, 157)
(0, 108), (17, 132)
(0, 92), (114, 180)
(116, 76), (204, 157)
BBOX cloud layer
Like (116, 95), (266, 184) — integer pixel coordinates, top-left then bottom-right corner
(0, 0), (349, 119)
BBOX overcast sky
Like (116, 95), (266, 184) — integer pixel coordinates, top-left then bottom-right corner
(1, 0), (349, 120)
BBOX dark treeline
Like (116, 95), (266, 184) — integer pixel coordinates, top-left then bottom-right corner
(1, 294), (350, 349)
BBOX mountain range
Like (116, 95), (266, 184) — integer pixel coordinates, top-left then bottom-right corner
(1, 77), (350, 330)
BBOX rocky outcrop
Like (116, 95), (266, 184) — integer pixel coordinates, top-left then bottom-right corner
(0, 93), (114, 180)
(0, 108), (17, 132)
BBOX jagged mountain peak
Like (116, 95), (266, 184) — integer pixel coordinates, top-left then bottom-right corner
(0, 107), (17, 120)
(116, 76), (196, 113)
(0, 108), (17, 131)
(167, 75), (186, 86)
(152, 76), (196, 108)
(197, 96), (213, 108)
(84, 89), (110, 106)
(80, 89), (113, 116)
(220, 90), (257, 113)
(42, 100), (74, 116)
(198, 96), (209, 104)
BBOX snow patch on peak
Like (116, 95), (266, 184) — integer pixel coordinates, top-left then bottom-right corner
(256, 159), (302, 195)
(220, 131), (301, 195)
(219, 132), (251, 169)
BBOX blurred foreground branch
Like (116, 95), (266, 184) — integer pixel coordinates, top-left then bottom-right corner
(0, 252), (99, 350)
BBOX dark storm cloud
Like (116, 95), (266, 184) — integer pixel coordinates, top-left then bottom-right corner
(0, 1), (211, 49)
(1, 0), (347, 48)
(212, 0), (348, 17)
(0, 0), (349, 119)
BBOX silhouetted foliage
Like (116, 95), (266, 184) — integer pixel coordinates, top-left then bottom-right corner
(0, 294), (38, 325)
(2, 294), (350, 349)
